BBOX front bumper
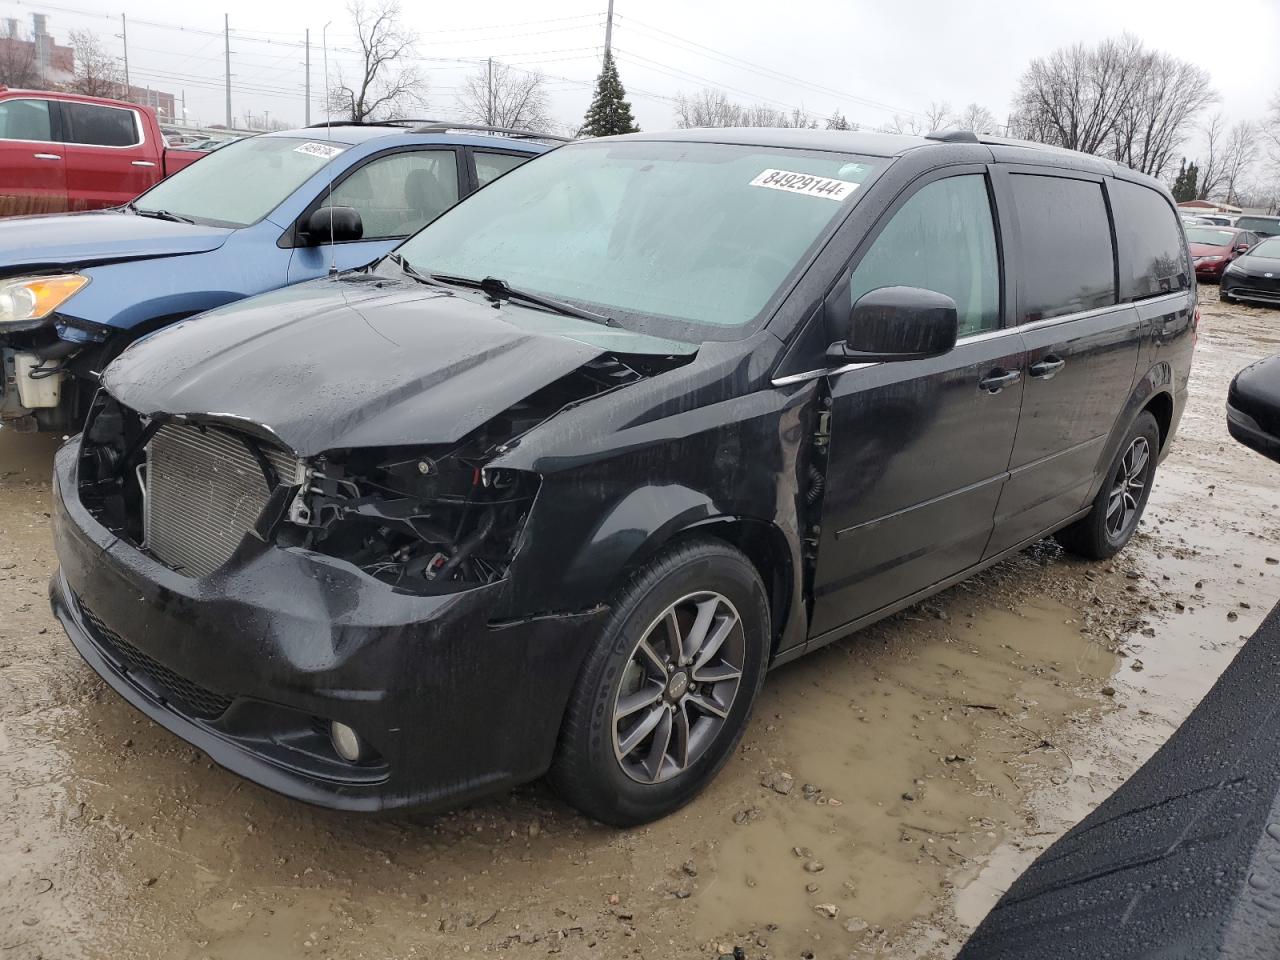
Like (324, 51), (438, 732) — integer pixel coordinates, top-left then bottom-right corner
(1222, 274), (1280, 306)
(1194, 259), (1227, 280)
(50, 440), (607, 812)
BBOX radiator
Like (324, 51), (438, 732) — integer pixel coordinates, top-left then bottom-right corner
(144, 422), (302, 578)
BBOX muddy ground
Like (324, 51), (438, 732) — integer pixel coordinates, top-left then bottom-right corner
(1, 294), (1277, 960)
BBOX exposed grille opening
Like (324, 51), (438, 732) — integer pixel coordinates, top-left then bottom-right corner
(80, 602), (234, 720)
(144, 422), (302, 578)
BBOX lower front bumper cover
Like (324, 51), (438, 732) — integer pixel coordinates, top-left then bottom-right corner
(50, 440), (608, 812)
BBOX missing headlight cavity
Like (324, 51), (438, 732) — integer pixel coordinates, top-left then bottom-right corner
(282, 355), (645, 594)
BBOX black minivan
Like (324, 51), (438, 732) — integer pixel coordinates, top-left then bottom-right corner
(50, 128), (1196, 825)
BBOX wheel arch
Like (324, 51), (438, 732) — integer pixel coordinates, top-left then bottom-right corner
(1086, 362), (1178, 504)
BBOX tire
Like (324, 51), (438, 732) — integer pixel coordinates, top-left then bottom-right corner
(1055, 411), (1160, 560)
(549, 539), (770, 826)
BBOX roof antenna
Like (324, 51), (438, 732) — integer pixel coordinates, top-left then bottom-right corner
(322, 20), (337, 275)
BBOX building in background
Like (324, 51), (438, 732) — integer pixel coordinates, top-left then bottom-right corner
(0, 13), (175, 120)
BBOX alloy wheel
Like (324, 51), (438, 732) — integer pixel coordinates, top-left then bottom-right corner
(611, 591), (746, 784)
(1105, 436), (1151, 539)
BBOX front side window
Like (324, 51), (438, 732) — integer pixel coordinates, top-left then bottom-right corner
(1111, 180), (1189, 302)
(848, 174), (1000, 337)
(1011, 174), (1116, 321)
(321, 150), (459, 239)
(475, 151), (529, 187)
(393, 140), (884, 341)
(133, 136), (348, 227)
(0, 99), (52, 142)
(62, 102), (140, 147)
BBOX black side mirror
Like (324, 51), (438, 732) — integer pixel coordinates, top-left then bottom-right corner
(1227, 355), (1280, 464)
(303, 205), (363, 245)
(829, 286), (959, 363)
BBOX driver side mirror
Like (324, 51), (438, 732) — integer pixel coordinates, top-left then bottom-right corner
(828, 286), (959, 363)
(1227, 355), (1280, 464)
(1236, 243), (1251, 254)
(302, 205), (363, 245)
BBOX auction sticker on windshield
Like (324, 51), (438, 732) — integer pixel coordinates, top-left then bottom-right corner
(750, 169), (859, 201)
(294, 142), (346, 160)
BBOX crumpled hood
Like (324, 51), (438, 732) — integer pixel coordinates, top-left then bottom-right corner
(103, 278), (668, 455)
(0, 210), (232, 274)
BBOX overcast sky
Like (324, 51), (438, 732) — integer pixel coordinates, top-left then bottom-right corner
(9, 0), (1278, 154)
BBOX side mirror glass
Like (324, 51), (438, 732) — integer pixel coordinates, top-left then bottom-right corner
(829, 286), (959, 363)
(1227, 355), (1280, 464)
(304, 205), (363, 245)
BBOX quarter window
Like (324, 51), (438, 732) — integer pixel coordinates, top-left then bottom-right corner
(61, 102), (141, 147)
(475, 151), (529, 187)
(0, 99), (53, 142)
(1011, 174), (1115, 322)
(321, 150), (459, 239)
(1110, 179), (1189, 302)
(849, 174), (1000, 337)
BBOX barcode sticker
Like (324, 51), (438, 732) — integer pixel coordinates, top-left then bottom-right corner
(294, 142), (346, 160)
(750, 168), (858, 201)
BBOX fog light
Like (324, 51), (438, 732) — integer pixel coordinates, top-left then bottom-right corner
(330, 721), (368, 763)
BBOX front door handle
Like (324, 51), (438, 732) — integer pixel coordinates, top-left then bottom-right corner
(131, 160), (156, 167)
(1029, 355), (1066, 379)
(33, 152), (61, 160)
(979, 369), (1021, 394)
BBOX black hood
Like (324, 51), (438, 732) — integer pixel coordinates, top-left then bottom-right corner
(1232, 252), (1280, 277)
(103, 278), (665, 455)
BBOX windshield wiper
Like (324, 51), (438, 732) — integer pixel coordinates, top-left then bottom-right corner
(388, 253), (448, 288)
(127, 203), (195, 224)
(429, 273), (618, 327)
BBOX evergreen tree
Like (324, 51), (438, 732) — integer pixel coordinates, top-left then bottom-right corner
(1172, 158), (1200, 203)
(826, 110), (851, 131)
(580, 52), (640, 138)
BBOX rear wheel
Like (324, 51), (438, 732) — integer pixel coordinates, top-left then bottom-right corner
(1055, 411), (1160, 560)
(549, 540), (769, 826)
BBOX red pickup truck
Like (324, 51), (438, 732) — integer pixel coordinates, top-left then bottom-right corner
(0, 88), (204, 217)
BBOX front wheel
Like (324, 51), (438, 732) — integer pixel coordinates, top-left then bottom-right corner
(549, 540), (770, 826)
(1055, 411), (1160, 560)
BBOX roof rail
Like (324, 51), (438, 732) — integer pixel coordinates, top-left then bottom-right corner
(925, 129), (980, 144)
(303, 117), (570, 142)
(409, 121), (570, 142)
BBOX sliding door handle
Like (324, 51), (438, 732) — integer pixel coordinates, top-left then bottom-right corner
(1029, 355), (1066, 379)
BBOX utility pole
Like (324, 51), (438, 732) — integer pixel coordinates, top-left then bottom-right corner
(304, 28), (311, 126)
(120, 13), (130, 92)
(486, 56), (493, 126)
(604, 0), (614, 59)
(224, 14), (232, 128)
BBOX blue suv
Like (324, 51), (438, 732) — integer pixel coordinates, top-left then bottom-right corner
(0, 121), (558, 432)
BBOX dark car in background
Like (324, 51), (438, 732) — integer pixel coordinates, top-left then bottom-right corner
(49, 128), (1196, 826)
(1185, 224), (1257, 281)
(0, 121), (554, 433)
(1235, 214), (1280, 238)
(1221, 235), (1280, 306)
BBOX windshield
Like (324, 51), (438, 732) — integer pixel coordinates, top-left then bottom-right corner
(133, 136), (349, 227)
(1249, 237), (1280, 258)
(1237, 217), (1280, 235)
(391, 140), (882, 341)
(1185, 227), (1237, 246)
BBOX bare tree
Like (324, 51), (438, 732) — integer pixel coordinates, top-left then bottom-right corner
(1195, 113), (1228, 199)
(924, 100), (952, 131)
(1109, 50), (1216, 178)
(67, 29), (124, 99)
(1222, 121), (1260, 204)
(957, 102), (998, 134)
(457, 61), (551, 131)
(673, 89), (816, 129)
(327, 0), (427, 122)
(1010, 34), (1215, 177)
(0, 28), (37, 88)
(880, 113), (926, 135)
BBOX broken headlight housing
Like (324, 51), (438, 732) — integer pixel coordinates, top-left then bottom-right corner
(279, 445), (539, 595)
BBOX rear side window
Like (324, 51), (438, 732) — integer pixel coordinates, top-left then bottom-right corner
(1238, 217), (1280, 237)
(475, 151), (529, 187)
(849, 174), (1000, 337)
(62, 102), (141, 147)
(1110, 180), (1189, 302)
(0, 99), (53, 142)
(1011, 174), (1115, 322)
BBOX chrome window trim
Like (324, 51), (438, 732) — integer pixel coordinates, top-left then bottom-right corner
(61, 101), (145, 150)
